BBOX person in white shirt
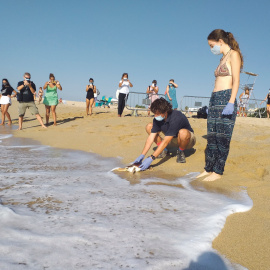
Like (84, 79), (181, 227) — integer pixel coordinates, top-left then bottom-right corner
(118, 73), (133, 117)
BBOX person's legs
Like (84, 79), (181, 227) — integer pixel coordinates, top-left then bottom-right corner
(35, 114), (47, 128)
(89, 98), (94, 115)
(197, 96), (217, 178)
(4, 104), (12, 125)
(51, 105), (57, 125)
(18, 116), (23, 130)
(118, 93), (126, 117)
(45, 105), (51, 125)
(267, 105), (270, 119)
(17, 103), (27, 130)
(203, 92), (237, 181)
(0, 104), (7, 125)
(86, 99), (90, 116)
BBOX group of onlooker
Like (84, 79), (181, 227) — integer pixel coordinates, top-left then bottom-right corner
(0, 72), (62, 129)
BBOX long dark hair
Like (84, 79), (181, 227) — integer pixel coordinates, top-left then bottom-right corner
(121, 73), (128, 79)
(208, 29), (243, 69)
(1, 78), (11, 90)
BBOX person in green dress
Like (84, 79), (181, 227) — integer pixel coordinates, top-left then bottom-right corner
(43, 73), (62, 126)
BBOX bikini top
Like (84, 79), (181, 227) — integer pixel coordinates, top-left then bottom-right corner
(214, 51), (232, 77)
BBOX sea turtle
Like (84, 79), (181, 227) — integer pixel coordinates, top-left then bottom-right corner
(113, 163), (142, 174)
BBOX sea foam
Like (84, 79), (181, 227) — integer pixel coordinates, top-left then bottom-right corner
(0, 134), (252, 270)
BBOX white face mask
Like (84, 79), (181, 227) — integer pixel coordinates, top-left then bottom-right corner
(123, 78), (128, 81)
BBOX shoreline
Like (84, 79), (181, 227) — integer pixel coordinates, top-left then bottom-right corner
(5, 100), (270, 269)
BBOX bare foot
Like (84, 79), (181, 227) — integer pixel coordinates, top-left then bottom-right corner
(53, 123), (57, 126)
(196, 171), (211, 179)
(203, 172), (221, 182)
(7, 121), (12, 125)
(0, 123), (4, 126)
(42, 125), (47, 129)
(17, 127), (22, 130)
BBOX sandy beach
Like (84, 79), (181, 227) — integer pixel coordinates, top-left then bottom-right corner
(4, 99), (270, 269)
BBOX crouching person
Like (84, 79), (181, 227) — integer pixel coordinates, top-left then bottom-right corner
(17, 72), (46, 130)
(134, 98), (196, 170)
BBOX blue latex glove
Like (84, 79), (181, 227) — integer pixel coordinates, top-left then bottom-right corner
(133, 154), (145, 164)
(139, 157), (153, 171)
(222, 103), (234, 115)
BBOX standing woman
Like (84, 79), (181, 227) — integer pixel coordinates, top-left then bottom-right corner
(118, 73), (133, 117)
(165, 79), (178, 110)
(239, 87), (250, 117)
(146, 80), (159, 116)
(43, 73), (62, 126)
(86, 78), (96, 116)
(0, 79), (17, 125)
(260, 89), (270, 119)
(197, 29), (243, 181)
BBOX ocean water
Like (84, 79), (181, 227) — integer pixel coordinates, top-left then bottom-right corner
(0, 132), (252, 270)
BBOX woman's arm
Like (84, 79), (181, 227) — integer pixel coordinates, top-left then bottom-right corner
(11, 89), (17, 98)
(119, 80), (123, 87)
(260, 95), (267, 105)
(172, 82), (178, 88)
(43, 81), (49, 90)
(154, 86), (159, 94)
(56, 81), (62, 91)
(229, 51), (241, 104)
(239, 92), (243, 101)
(146, 86), (151, 94)
(86, 85), (89, 92)
(166, 86), (172, 100)
(129, 80), (133, 87)
(165, 85), (169, 95)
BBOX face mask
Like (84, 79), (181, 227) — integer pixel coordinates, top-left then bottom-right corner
(155, 115), (165, 121)
(90, 82), (93, 85)
(3, 83), (7, 86)
(123, 78), (128, 81)
(211, 45), (221, 55)
(169, 83), (172, 86)
(152, 84), (155, 87)
(25, 78), (30, 81)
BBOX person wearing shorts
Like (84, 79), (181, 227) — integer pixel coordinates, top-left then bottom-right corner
(133, 98), (196, 171)
(17, 72), (46, 130)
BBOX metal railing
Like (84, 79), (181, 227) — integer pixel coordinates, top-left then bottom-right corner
(125, 93), (267, 118)
(125, 91), (166, 116)
(241, 98), (266, 118)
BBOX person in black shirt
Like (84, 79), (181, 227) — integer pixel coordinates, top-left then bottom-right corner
(133, 98), (196, 170)
(17, 72), (46, 130)
(0, 78), (17, 125)
(260, 89), (270, 119)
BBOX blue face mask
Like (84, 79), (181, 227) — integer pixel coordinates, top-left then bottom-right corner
(211, 45), (221, 55)
(155, 115), (165, 121)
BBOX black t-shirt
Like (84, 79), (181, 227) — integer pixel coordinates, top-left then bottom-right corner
(1, 86), (14, 96)
(17, 81), (36, 102)
(151, 110), (194, 137)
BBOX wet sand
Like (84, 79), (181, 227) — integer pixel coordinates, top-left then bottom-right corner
(5, 99), (270, 270)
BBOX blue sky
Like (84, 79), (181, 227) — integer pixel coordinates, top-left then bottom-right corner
(1, 0), (270, 102)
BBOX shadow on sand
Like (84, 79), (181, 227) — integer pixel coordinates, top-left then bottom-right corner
(183, 251), (229, 270)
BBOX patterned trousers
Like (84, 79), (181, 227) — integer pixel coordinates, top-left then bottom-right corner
(204, 89), (237, 175)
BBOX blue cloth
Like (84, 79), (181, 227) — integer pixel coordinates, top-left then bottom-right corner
(166, 85), (178, 109)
